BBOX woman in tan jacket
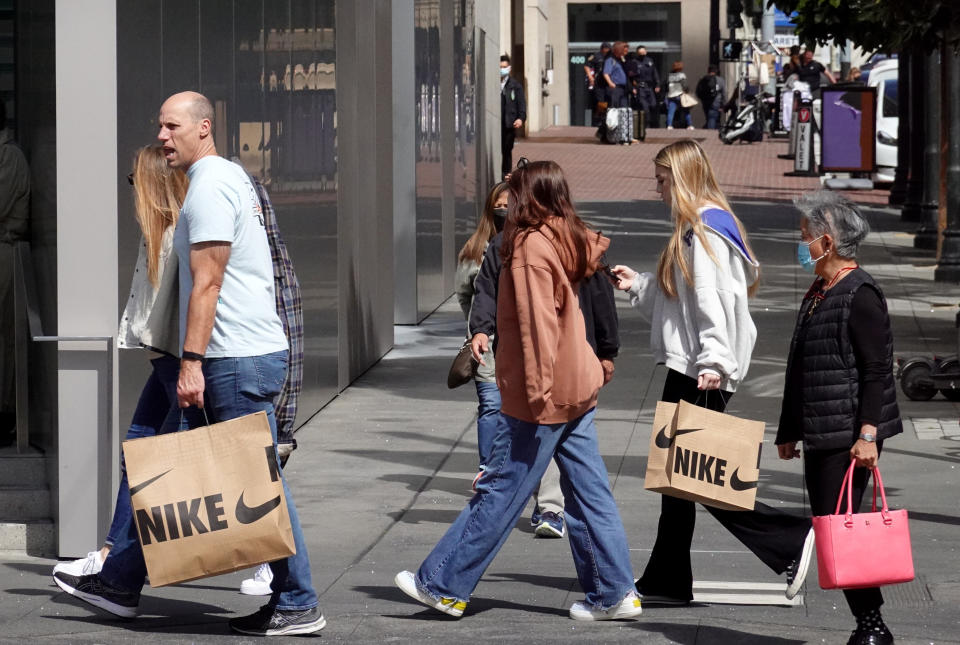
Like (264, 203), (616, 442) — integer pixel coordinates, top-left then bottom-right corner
(395, 160), (641, 622)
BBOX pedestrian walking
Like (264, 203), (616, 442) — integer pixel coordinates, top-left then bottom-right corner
(54, 92), (325, 637)
(695, 65), (726, 130)
(0, 101), (30, 445)
(777, 191), (901, 645)
(610, 139), (814, 606)
(632, 46), (661, 128)
(467, 174), (621, 540)
(52, 145), (185, 581)
(665, 61), (693, 129)
(500, 54), (526, 179)
(454, 181), (508, 480)
(395, 160), (641, 621)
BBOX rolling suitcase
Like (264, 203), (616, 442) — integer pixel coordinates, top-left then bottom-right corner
(605, 107), (633, 144)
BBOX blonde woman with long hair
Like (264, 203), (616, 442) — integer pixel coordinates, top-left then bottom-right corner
(611, 139), (813, 605)
(53, 145), (187, 579)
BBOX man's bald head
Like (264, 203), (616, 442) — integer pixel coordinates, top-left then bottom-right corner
(157, 91), (217, 169)
(162, 91), (215, 129)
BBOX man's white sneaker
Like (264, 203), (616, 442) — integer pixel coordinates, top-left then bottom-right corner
(53, 551), (104, 578)
(394, 570), (466, 618)
(240, 563), (273, 596)
(569, 591), (642, 621)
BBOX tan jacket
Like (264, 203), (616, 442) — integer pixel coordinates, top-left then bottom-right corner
(496, 218), (609, 424)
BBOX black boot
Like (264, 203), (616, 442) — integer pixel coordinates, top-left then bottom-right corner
(847, 608), (894, 645)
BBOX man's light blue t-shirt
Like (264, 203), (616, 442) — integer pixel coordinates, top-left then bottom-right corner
(603, 57), (626, 86)
(174, 156), (287, 358)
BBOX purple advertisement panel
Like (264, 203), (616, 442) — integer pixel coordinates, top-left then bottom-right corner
(821, 86), (877, 172)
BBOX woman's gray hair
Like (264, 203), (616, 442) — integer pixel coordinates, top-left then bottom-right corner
(794, 190), (870, 259)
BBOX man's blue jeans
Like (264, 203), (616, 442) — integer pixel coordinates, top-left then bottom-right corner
(99, 350), (318, 612)
(415, 408), (635, 609)
(474, 381), (502, 468)
(104, 354), (179, 547)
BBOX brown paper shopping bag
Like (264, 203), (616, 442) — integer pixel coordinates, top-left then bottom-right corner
(644, 399), (765, 511)
(123, 411), (295, 586)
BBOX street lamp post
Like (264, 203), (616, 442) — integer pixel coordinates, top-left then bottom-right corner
(889, 52), (909, 206)
(915, 52), (940, 250)
(901, 54), (925, 222)
(935, 50), (960, 282)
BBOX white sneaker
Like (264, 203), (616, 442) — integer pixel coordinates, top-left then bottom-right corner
(53, 551), (104, 578)
(569, 591), (642, 621)
(667, 125), (674, 130)
(240, 563), (273, 596)
(785, 527), (815, 600)
(394, 570), (466, 618)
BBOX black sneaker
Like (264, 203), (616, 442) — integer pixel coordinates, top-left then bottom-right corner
(52, 571), (139, 618)
(229, 604), (326, 636)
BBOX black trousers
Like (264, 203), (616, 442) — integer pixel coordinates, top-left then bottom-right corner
(638, 369), (812, 601)
(804, 446), (884, 616)
(501, 127), (516, 177)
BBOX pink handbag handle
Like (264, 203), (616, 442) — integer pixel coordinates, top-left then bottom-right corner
(833, 460), (891, 523)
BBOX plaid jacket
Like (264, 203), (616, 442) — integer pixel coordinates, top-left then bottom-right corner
(250, 176), (304, 443)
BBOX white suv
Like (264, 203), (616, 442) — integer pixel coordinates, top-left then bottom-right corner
(868, 58), (898, 184)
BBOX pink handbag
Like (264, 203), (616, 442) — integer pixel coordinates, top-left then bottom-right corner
(812, 461), (914, 590)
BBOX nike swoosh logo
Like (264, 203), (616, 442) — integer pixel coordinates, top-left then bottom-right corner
(129, 469), (173, 496)
(654, 426), (700, 449)
(730, 467), (758, 491)
(235, 491), (282, 524)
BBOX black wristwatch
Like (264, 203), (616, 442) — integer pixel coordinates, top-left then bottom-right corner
(182, 350), (205, 362)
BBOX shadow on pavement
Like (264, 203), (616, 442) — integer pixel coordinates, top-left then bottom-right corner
(633, 621), (806, 644)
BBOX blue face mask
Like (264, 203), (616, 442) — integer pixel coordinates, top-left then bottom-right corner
(797, 235), (826, 273)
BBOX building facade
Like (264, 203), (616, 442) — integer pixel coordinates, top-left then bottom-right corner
(4, 0), (500, 556)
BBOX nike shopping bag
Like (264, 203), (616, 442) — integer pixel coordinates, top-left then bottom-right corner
(123, 411), (295, 587)
(644, 400), (765, 511)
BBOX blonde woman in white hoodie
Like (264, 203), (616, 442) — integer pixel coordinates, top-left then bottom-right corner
(611, 139), (813, 606)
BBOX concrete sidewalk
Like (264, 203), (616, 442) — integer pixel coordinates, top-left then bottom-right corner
(1, 200), (958, 644)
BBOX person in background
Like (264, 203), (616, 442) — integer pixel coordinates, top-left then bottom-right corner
(611, 139), (813, 607)
(500, 54), (526, 180)
(395, 160), (641, 622)
(797, 47), (836, 95)
(455, 181), (508, 481)
(665, 61), (693, 130)
(846, 67), (863, 84)
(52, 145), (186, 581)
(695, 65), (726, 130)
(632, 45), (661, 128)
(584, 42), (612, 127)
(602, 41), (630, 109)
(777, 191), (901, 645)
(0, 101), (30, 445)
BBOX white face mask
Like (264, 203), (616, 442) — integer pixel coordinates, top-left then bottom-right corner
(500, 66), (510, 77)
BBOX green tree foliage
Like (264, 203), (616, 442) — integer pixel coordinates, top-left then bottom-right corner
(771, 0), (960, 53)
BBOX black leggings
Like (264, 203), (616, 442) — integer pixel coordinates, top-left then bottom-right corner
(637, 369), (812, 601)
(804, 446), (884, 616)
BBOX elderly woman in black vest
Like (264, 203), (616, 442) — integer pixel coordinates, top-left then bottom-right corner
(777, 191), (901, 645)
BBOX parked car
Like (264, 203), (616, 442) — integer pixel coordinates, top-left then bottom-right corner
(868, 58), (898, 184)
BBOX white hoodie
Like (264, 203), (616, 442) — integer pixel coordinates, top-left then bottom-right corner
(627, 207), (759, 392)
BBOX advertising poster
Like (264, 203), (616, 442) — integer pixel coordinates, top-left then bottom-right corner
(821, 86), (877, 172)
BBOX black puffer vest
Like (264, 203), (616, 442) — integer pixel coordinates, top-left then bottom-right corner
(778, 268), (902, 451)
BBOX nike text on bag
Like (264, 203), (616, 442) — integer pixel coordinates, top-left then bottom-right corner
(644, 400), (764, 511)
(123, 412), (296, 587)
(812, 461), (914, 590)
